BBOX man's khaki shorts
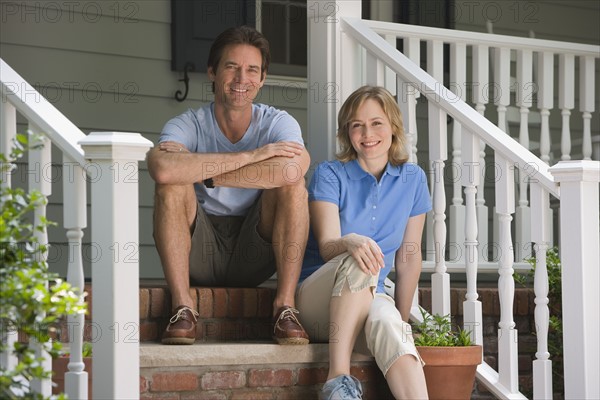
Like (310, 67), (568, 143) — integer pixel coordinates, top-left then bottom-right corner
(188, 196), (275, 287)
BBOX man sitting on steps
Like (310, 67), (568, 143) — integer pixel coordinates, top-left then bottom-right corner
(147, 26), (310, 346)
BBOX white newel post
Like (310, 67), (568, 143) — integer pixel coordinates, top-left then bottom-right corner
(307, 0), (361, 166)
(79, 132), (153, 400)
(549, 160), (600, 400)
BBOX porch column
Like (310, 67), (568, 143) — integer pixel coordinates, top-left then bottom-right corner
(79, 132), (153, 400)
(306, 0), (361, 166)
(549, 160), (600, 400)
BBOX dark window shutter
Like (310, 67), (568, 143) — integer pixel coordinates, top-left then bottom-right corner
(171, 0), (257, 72)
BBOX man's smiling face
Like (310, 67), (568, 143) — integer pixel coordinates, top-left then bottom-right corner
(209, 44), (265, 109)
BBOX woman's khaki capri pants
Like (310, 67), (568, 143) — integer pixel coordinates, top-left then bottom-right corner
(296, 253), (422, 375)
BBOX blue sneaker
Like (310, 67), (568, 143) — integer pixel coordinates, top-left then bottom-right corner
(320, 375), (363, 400)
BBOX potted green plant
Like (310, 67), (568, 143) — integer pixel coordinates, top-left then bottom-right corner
(0, 134), (86, 399)
(413, 308), (482, 400)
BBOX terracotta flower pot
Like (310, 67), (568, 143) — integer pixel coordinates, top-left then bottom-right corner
(417, 345), (482, 400)
(52, 356), (93, 398)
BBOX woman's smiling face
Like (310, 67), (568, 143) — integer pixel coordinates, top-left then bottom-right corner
(348, 98), (393, 170)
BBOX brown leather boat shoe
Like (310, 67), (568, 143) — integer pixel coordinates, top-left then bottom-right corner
(273, 306), (309, 345)
(161, 305), (199, 345)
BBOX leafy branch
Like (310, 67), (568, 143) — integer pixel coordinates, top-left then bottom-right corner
(1, 133), (87, 399)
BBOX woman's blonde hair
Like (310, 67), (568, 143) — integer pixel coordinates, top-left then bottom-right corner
(336, 86), (408, 165)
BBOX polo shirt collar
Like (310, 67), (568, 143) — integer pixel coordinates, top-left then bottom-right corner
(344, 159), (402, 180)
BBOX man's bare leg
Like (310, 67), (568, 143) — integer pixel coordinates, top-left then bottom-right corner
(259, 180), (309, 344)
(153, 183), (200, 344)
(259, 179), (308, 310)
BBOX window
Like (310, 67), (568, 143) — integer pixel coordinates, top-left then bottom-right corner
(256, 0), (307, 77)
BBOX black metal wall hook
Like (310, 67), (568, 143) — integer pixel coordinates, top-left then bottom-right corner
(175, 62), (194, 102)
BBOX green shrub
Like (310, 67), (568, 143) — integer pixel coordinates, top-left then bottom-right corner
(1, 134), (87, 399)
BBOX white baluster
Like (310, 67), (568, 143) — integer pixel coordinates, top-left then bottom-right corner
(429, 102), (450, 317)
(559, 54), (574, 161)
(494, 47), (511, 134)
(515, 49), (533, 263)
(530, 184), (552, 399)
(0, 100), (17, 189)
(427, 40), (442, 268)
(449, 42), (466, 263)
(495, 155), (519, 393)
(63, 155), (88, 399)
(366, 51), (384, 86)
(492, 47), (511, 262)
(473, 45), (489, 263)
(537, 51), (555, 247)
(0, 100), (17, 374)
(404, 37), (420, 164)
(384, 34), (397, 96)
(537, 52), (554, 165)
(405, 37), (428, 260)
(426, 39), (444, 267)
(580, 56), (595, 160)
(462, 128), (483, 345)
(28, 125), (52, 397)
(427, 40), (450, 315)
(397, 76), (417, 163)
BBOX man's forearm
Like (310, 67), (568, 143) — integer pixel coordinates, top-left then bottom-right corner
(148, 148), (254, 185)
(213, 149), (310, 189)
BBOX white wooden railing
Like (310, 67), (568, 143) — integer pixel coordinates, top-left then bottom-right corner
(0, 58), (152, 399)
(307, 2), (599, 399)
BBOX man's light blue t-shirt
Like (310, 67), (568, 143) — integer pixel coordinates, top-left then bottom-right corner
(300, 160), (432, 293)
(159, 102), (303, 216)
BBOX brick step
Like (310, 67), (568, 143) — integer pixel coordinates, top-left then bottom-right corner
(139, 283), (277, 342)
(139, 342), (394, 400)
(138, 283), (536, 343)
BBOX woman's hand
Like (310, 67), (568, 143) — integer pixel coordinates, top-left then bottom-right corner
(342, 233), (385, 275)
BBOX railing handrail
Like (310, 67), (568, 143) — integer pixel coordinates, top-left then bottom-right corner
(0, 58), (86, 166)
(363, 19), (600, 57)
(342, 17), (560, 198)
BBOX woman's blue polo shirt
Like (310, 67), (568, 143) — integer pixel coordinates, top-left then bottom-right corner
(300, 160), (432, 293)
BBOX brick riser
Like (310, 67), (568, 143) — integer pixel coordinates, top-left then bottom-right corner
(139, 286), (276, 342)
(140, 363), (394, 400)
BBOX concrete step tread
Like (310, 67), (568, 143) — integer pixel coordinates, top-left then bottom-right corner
(140, 342), (373, 368)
